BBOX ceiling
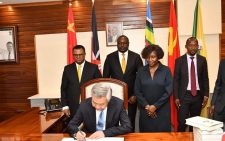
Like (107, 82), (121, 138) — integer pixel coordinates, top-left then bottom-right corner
(0, 0), (64, 5)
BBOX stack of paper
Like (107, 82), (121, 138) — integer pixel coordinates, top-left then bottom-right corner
(186, 116), (224, 141)
(193, 127), (223, 141)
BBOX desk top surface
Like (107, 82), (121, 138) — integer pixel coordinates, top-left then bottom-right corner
(0, 133), (194, 141)
(0, 108), (196, 141)
(0, 108), (63, 134)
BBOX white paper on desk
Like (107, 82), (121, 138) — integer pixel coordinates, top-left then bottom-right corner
(62, 137), (124, 141)
(186, 116), (223, 131)
(61, 138), (75, 141)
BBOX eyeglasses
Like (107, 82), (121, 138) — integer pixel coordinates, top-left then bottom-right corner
(73, 54), (85, 57)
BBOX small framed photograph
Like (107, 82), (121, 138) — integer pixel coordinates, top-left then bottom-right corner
(106, 22), (123, 46)
(0, 26), (18, 63)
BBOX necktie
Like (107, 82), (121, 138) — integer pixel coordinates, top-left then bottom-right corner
(77, 64), (81, 82)
(190, 57), (197, 96)
(96, 111), (104, 131)
(121, 53), (126, 73)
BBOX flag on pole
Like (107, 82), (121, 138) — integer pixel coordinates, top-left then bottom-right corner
(168, 0), (180, 131)
(91, 0), (101, 71)
(192, 0), (209, 118)
(67, 3), (77, 64)
(145, 0), (155, 47)
(192, 0), (207, 57)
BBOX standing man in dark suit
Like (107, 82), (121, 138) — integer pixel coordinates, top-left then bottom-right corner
(103, 35), (143, 131)
(61, 45), (101, 118)
(210, 59), (225, 129)
(67, 83), (132, 140)
(173, 37), (209, 132)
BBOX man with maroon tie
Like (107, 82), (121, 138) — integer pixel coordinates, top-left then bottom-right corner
(173, 37), (209, 132)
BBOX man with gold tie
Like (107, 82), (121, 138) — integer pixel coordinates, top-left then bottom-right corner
(103, 35), (143, 131)
(61, 45), (101, 119)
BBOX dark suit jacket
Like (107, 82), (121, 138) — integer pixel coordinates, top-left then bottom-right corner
(173, 54), (209, 101)
(67, 96), (132, 137)
(211, 59), (225, 113)
(103, 50), (143, 98)
(61, 61), (102, 117)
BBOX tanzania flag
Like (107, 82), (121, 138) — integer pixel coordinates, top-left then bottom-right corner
(145, 0), (155, 46)
(192, 0), (209, 118)
(67, 4), (77, 64)
(91, 1), (101, 71)
(168, 0), (180, 131)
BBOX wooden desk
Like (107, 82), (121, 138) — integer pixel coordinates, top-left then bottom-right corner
(0, 133), (194, 141)
(0, 108), (195, 141)
(0, 108), (65, 134)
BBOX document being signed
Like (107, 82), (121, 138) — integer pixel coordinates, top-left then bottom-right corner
(62, 137), (124, 141)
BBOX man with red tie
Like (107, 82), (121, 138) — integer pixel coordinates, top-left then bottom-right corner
(173, 37), (209, 132)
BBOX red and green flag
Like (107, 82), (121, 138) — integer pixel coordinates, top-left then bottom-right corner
(168, 0), (180, 131)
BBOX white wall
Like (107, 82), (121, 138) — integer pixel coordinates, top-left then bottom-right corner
(34, 0), (221, 97)
(178, 0), (221, 35)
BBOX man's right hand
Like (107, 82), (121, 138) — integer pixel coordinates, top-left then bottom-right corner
(175, 99), (181, 109)
(63, 109), (70, 117)
(75, 131), (86, 141)
(209, 105), (215, 117)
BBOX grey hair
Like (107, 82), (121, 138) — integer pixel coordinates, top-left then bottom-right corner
(91, 83), (112, 101)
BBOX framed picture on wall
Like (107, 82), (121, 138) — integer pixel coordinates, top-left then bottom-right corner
(106, 22), (123, 46)
(0, 26), (18, 63)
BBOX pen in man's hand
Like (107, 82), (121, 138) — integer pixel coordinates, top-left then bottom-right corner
(78, 127), (86, 141)
(71, 134), (76, 140)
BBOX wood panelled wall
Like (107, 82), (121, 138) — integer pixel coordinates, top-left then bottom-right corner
(0, 0), (170, 121)
(221, 0), (225, 59)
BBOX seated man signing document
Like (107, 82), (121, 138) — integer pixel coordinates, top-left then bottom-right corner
(67, 83), (132, 140)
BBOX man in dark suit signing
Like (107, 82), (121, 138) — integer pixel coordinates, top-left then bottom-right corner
(210, 59), (225, 129)
(61, 45), (101, 118)
(103, 35), (143, 131)
(173, 37), (209, 132)
(67, 83), (132, 140)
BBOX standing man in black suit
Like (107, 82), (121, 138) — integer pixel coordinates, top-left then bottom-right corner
(210, 59), (225, 129)
(173, 37), (209, 132)
(67, 83), (132, 140)
(103, 35), (143, 131)
(61, 45), (101, 118)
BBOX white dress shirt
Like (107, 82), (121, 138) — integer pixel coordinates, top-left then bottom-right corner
(96, 108), (107, 130)
(186, 54), (200, 90)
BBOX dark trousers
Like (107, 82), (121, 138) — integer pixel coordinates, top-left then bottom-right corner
(178, 91), (202, 132)
(128, 103), (137, 132)
(213, 107), (225, 131)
